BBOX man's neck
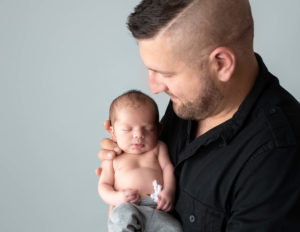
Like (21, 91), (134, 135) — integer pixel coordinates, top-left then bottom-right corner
(194, 110), (237, 138)
(194, 53), (259, 138)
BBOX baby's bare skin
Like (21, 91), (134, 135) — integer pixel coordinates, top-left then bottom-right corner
(98, 100), (175, 212)
(114, 144), (163, 197)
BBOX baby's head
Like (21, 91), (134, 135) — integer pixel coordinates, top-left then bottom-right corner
(109, 90), (160, 154)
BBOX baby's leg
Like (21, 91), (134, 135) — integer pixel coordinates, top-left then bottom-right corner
(108, 202), (143, 232)
(148, 210), (183, 232)
(138, 197), (182, 232)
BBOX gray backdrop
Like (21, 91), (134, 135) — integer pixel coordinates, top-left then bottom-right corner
(0, 0), (299, 231)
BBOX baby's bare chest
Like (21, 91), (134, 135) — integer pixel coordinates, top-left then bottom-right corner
(113, 150), (163, 195)
(114, 150), (160, 171)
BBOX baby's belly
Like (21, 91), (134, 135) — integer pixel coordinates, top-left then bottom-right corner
(114, 167), (163, 197)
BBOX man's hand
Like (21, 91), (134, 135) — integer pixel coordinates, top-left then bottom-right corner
(156, 190), (174, 212)
(95, 120), (123, 177)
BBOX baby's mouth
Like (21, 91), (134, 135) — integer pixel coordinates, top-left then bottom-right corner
(132, 143), (144, 149)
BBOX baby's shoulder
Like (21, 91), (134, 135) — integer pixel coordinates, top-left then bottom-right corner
(149, 141), (168, 158)
(157, 140), (168, 151)
(150, 140), (164, 152)
(113, 153), (129, 169)
(114, 152), (130, 163)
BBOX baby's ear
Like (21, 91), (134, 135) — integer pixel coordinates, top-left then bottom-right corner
(109, 126), (117, 141)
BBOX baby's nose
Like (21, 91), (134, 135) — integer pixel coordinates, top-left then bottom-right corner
(133, 130), (144, 139)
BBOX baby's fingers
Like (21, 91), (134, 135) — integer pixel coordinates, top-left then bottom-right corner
(130, 196), (141, 204)
(162, 202), (172, 212)
(127, 193), (140, 204)
(157, 198), (172, 212)
(156, 198), (165, 210)
(123, 189), (140, 203)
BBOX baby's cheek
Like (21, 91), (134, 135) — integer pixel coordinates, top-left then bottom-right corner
(116, 139), (130, 152)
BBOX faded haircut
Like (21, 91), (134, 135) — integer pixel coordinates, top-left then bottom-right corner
(109, 90), (159, 124)
(127, 0), (193, 39)
(127, 0), (254, 53)
(127, 0), (254, 65)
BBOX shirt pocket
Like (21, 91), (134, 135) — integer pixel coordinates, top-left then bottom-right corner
(175, 190), (225, 232)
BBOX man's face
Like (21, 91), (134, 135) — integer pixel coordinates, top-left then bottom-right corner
(139, 36), (223, 120)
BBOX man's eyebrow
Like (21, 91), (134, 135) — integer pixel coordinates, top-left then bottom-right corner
(148, 68), (175, 75)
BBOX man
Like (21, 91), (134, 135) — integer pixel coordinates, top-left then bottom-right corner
(97, 0), (300, 231)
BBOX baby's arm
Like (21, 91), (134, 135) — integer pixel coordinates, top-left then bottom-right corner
(156, 141), (176, 212)
(98, 160), (140, 206)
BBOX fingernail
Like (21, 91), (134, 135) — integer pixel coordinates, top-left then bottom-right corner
(114, 147), (120, 153)
(107, 152), (113, 158)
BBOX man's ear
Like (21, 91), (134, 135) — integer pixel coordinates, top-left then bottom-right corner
(209, 47), (236, 83)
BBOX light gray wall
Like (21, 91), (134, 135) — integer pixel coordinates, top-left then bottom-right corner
(0, 1), (299, 231)
(251, 0), (300, 99)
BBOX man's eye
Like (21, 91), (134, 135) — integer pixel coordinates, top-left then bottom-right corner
(162, 73), (173, 78)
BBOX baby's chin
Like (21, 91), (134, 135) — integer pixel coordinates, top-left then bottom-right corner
(123, 145), (152, 155)
(126, 149), (148, 155)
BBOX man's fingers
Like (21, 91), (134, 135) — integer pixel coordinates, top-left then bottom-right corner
(100, 138), (118, 150)
(95, 167), (102, 176)
(98, 149), (116, 161)
(100, 138), (122, 155)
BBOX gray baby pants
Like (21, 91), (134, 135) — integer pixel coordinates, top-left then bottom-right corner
(108, 197), (183, 232)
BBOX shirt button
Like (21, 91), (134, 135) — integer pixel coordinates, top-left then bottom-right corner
(269, 108), (277, 114)
(189, 214), (195, 223)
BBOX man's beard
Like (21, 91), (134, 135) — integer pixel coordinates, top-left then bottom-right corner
(173, 76), (224, 121)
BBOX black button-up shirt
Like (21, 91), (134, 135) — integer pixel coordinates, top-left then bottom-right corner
(160, 54), (300, 231)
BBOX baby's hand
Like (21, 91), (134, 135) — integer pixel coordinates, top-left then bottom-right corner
(119, 189), (140, 205)
(156, 190), (174, 212)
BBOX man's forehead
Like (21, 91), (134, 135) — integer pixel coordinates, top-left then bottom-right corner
(138, 36), (183, 72)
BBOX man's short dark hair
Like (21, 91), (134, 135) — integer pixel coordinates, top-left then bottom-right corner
(127, 0), (193, 39)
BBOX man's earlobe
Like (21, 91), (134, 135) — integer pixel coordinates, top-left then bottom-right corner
(210, 47), (236, 83)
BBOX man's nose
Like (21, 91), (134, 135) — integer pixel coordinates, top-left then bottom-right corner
(148, 70), (167, 94)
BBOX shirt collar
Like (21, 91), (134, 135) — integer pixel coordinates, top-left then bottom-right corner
(185, 53), (278, 147)
(218, 53), (278, 145)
